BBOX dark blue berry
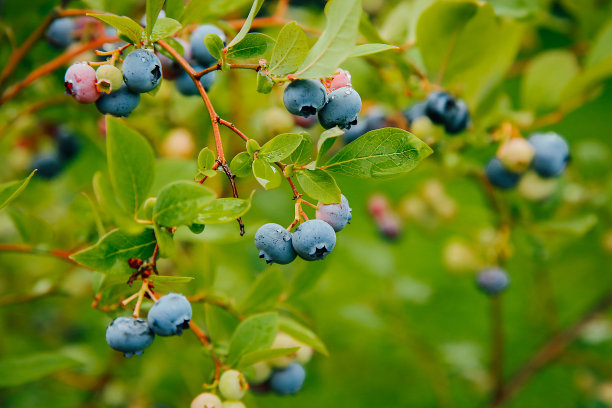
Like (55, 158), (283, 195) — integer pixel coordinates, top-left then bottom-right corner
(95, 84), (140, 117)
(342, 119), (367, 143)
(403, 102), (427, 125)
(56, 127), (80, 161)
(175, 66), (216, 96)
(528, 132), (570, 178)
(485, 158), (521, 189)
(122, 49), (162, 93)
(254, 223), (297, 265)
(283, 79), (327, 117)
(292, 219), (336, 261)
(425, 91), (454, 125)
(444, 99), (470, 134)
(317, 87), (362, 130)
(476, 267), (509, 295)
(46, 18), (75, 48)
(190, 25), (226, 67)
(31, 154), (62, 179)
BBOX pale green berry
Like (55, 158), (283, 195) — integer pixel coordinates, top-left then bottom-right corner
(295, 345), (313, 364)
(222, 402), (246, 408)
(497, 137), (535, 173)
(96, 64), (123, 94)
(269, 332), (300, 368)
(245, 362), (272, 385)
(218, 370), (248, 400)
(190, 392), (222, 408)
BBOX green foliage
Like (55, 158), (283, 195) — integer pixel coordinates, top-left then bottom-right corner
(0, 170), (35, 211)
(226, 312), (278, 366)
(89, 14), (143, 44)
(153, 181), (215, 227)
(226, 33), (275, 60)
(226, 0), (265, 48)
(150, 18), (183, 42)
(0, 353), (79, 387)
(295, 169), (341, 204)
(269, 22), (309, 76)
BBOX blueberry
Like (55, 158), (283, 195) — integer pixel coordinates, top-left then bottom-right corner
(364, 107), (387, 131)
(219, 370), (248, 400)
(269, 363), (306, 395)
(190, 25), (226, 66)
(175, 66), (216, 96)
(342, 118), (367, 143)
(139, 10), (166, 27)
(64, 63), (101, 104)
(528, 132), (570, 178)
(190, 392), (222, 408)
(283, 79), (328, 117)
(95, 84), (140, 117)
(316, 194), (352, 232)
(424, 91), (454, 125)
(485, 158), (521, 190)
(292, 219), (336, 261)
(122, 49), (162, 93)
(254, 223), (297, 264)
(476, 267), (509, 295)
(148, 293), (192, 336)
(317, 87), (362, 130)
(56, 127), (80, 161)
(105, 317), (154, 357)
(444, 99), (470, 134)
(403, 102), (427, 125)
(46, 18), (75, 48)
(31, 154), (62, 179)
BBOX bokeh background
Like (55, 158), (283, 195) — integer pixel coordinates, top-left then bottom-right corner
(2, 0), (612, 407)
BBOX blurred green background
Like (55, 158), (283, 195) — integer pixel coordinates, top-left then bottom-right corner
(2, 0), (612, 407)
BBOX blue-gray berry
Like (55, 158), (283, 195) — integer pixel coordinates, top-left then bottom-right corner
(476, 267), (510, 295)
(175, 66), (216, 96)
(148, 293), (192, 336)
(269, 363), (306, 395)
(403, 102), (427, 125)
(283, 79), (328, 117)
(317, 87), (362, 129)
(292, 219), (336, 261)
(46, 18), (75, 48)
(122, 49), (162, 93)
(528, 132), (570, 178)
(485, 158), (521, 190)
(95, 84), (140, 117)
(105, 317), (155, 357)
(190, 25), (226, 67)
(254, 223), (297, 265)
(342, 119), (367, 144)
(444, 99), (470, 134)
(316, 194), (352, 232)
(31, 154), (62, 179)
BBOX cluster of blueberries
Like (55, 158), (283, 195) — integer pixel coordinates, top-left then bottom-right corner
(476, 267), (509, 296)
(30, 127), (80, 179)
(105, 293), (192, 357)
(254, 195), (352, 264)
(283, 68), (362, 130)
(485, 132), (570, 189)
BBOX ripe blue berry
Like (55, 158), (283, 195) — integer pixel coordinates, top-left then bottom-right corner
(269, 363), (306, 396)
(316, 194), (352, 232)
(56, 127), (80, 161)
(46, 18), (75, 48)
(485, 158), (521, 190)
(139, 10), (166, 27)
(283, 79), (327, 117)
(476, 267), (509, 295)
(364, 107), (387, 131)
(190, 25), (226, 66)
(424, 91), (454, 125)
(175, 66), (216, 96)
(317, 87), (362, 130)
(342, 118), (367, 143)
(31, 154), (62, 179)
(254, 223), (297, 264)
(444, 99), (470, 134)
(95, 84), (140, 117)
(148, 293), (192, 336)
(528, 132), (570, 178)
(64, 63), (101, 104)
(105, 317), (154, 357)
(403, 102), (427, 125)
(292, 219), (336, 261)
(122, 49), (162, 93)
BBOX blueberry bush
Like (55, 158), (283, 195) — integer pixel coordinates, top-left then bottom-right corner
(1, 0), (612, 407)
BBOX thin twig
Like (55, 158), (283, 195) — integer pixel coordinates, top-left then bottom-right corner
(218, 160), (245, 236)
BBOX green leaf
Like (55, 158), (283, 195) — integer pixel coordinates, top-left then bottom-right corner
(239, 268), (284, 315)
(237, 347), (300, 369)
(587, 19), (612, 68)
(350, 43), (398, 58)
(89, 14), (143, 44)
(198, 147), (217, 172)
(7, 208), (53, 245)
(154, 223), (175, 258)
(521, 50), (579, 112)
(0, 352), (79, 387)
(252, 158), (282, 190)
(195, 194), (253, 224)
(106, 118), (156, 216)
(259, 133), (304, 162)
(150, 18), (183, 42)
(150, 275), (195, 284)
(180, 0), (252, 25)
(295, 169), (341, 204)
(227, 312), (278, 366)
(316, 127), (344, 165)
(226, 0), (265, 48)
(70, 229), (156, 274)
(278, 316), (328, 356)
(206, 303), (240, 344)
(146, 0), (165, 38)
(536, 214), (598, 237)
(226, 33), (274, 60)
(269, 22), (309, 76)
(165, 0), (185, 20)
(153, 181), (215, 227)
(204, 33), (224, 60)
(256, 70), (274, 93)
(0, 170), (35, 211)
(288, 261), (327, 299)
(322, 128), (433, 178)
(93, 172), (143, 234)
(230, 152), (254, 177)
(295, 0), (361, 79)
(290, 133), (314, 166)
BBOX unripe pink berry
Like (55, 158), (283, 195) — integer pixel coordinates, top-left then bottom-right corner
(64, 63), (100, 103)
(328, 69), (351, 91)
(367, 193), (389, 218)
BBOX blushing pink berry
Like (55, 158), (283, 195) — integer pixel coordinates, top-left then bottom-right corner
(328, 69), (351, 92)
(64, 63), (100, 104)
